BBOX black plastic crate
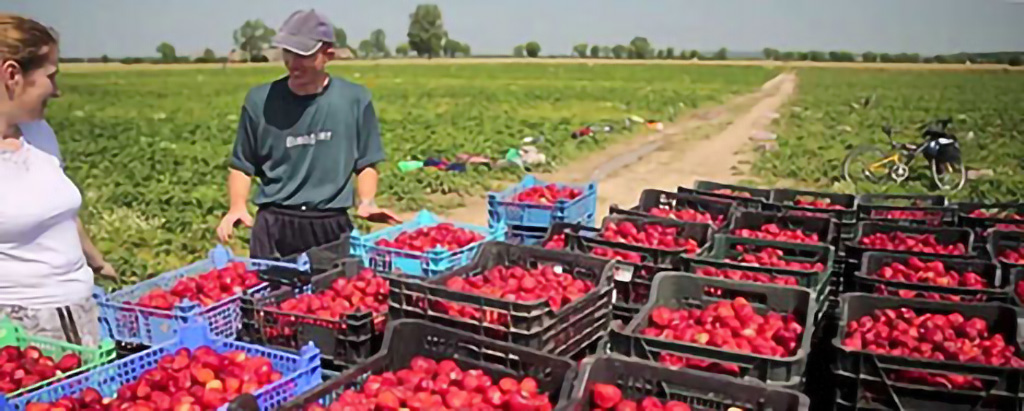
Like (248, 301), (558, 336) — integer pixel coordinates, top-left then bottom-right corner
(279, 236), (351, 276)
(241, 258), (387, 370)
(832, 294), (1024, 403)
(613, 189), (735, 228)
(678, 180), (771, 211)
(560, 354), (809, 411)
(769, 188), (857, 224)
(852, 252), (1008, 303)
(857, 193), (954, 227)
(833, 365), (1024, 411)
(957, 202), (1024, 254)
(689, 257), (831, 310)
(386, 241), (613, 334)
(705, 235), (836, 276)
(988, 229), (1024, 273)
(728, 210), (839, 248)
(278, 320), (576, 410)
(1012, 268), (1024, 307)
(592, 214), (714, 263)
(845, 222), (976, 281)
(610, 273), (816, 385)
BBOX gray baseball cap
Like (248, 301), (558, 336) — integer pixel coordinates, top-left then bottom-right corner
(272, 9), (336, 56)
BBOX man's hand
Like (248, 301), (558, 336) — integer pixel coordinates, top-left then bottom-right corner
(93, 261), (117, 280)
(217, 208), (254, 242)
(356, 201), (402, 225)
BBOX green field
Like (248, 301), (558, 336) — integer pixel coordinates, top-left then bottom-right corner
(753, 68), (1024, 199)
(50, 63), (777, 282)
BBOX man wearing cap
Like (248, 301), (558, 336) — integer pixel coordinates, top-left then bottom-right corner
(216, 9), (400, 259)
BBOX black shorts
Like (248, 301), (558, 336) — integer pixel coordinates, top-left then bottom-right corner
(249, 205), (353, 260)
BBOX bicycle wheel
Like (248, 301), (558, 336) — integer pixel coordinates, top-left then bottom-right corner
(931, 159), (967, 192)
(842, 145), (892, 185)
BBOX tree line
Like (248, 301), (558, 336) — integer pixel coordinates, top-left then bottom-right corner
(58, 3), (1023, 67)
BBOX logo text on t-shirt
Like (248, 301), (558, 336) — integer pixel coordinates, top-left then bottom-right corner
(286, 131), (333, 148)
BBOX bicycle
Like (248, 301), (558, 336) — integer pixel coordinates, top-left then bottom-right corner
(842, 118), (967, 192)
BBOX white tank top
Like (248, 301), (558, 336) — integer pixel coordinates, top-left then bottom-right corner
(0, 138), (93, 307)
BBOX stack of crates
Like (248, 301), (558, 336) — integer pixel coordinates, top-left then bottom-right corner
(487, 175), (597, 245)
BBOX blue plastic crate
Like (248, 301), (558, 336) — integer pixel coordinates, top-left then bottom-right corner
(350, 210), (505, 278)
(487, 175), (597, 228)
(97, 245), (311, 346)
(5, 321), (322, 411)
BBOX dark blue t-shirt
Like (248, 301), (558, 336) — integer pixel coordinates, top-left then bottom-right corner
(230, 76), (385, 209)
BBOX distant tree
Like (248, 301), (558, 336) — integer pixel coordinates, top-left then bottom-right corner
(358, 39), (375, 58)
(1009, 55), (1023, 67)
(443, 39), (462, 57)
(600, 46), (611, 58)
(808, 50), (827, 62)
(370, 29), (389, 57)
(796, 51), (809, 61)
(513, 44), (525, 57)
(763, 48), (779, 60)
(828, 51), (841, 61)
(686, 50), (700, 60)
(779, 51), (796, 61)
(396, 43), (410, 56)
(407, 4), (447, 58)
(879, 53), (895, 63)
(627, 46), (637, 59)
(460, 43), (471, 56)
(922, 56), (936, 64)
(525, 41), (541, 57)
(334, 27), (348, 48)
(713, 47), (728, 60)
(829, 51), (855, 62)
(156, 42), (177, 62)
(611, 44), (627, 59)
(665, 47), (675, 59)
(656, 50), (665, 59)
(573, 43), (588, 58)
(202, 48), (216, 60)
(861, 51), (878, 62)
(590, 45), (601, 58)
(233, 19), (275, 61)
(629, 37), (652, 59)
(250, 54), (269, 63)
(100, 54), (110, 63)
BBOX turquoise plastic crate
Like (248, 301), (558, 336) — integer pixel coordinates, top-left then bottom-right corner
(4, 321), (321, 411)
(487, 175), (597, 228)
(350, 210), (505, 278)
(97, 245), (310, 346)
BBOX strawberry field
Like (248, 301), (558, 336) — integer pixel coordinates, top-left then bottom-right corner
(49, 63), (776, 283)
(753, 68), (1024, 199)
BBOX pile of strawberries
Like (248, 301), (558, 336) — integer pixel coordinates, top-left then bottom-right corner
(726, 247), (825, 272)
(711, 188), (753, 198)
(793, 197), (846, 210)
(639, 297), (804, 358)
(271, 269), (389, 320)
(442, 264), (595, 314)
(731, 223), (821, 244)
(858, 232), (967, 255)
(376, 224), (484, 253)
(0, 346), (81, 393)
(841, 307), (1024, 368)
(543, 234), (644, 264)
(693, 266), (798, 286)
(998, 247), (1024, 264)
(600, 221), (701, 254)
(888, 369), (983, 391)
(873, 285), (981, 303)
(869, 257), (987, 289)
(646, 207), (725, 227)
(135, 262), (262, 310)
(870, 210), (943, 221)
(590, 383), (692, 410)
(513, 184), (582, 205)
(305, 357), (554, 410)
(25, 347), (282, 411)
(968, 209), (1024, 220)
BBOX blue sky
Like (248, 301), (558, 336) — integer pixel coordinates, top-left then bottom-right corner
(8, 0), (1024, 58)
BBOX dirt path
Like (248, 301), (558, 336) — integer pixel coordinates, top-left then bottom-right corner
(432, 72), (798, 226)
